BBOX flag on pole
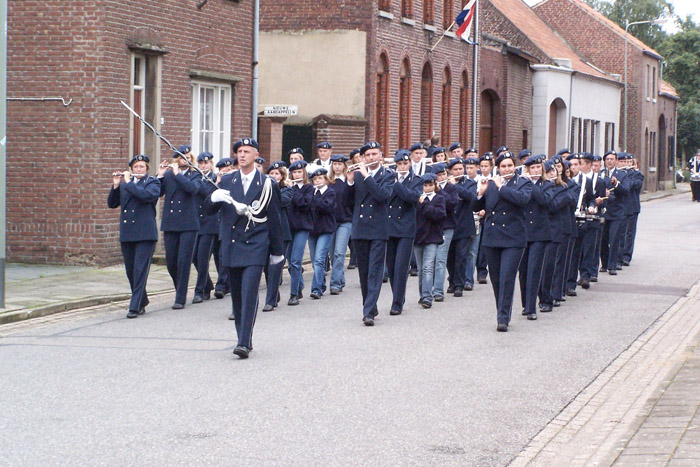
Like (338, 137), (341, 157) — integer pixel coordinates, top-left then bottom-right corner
(455, 0), (477, 44)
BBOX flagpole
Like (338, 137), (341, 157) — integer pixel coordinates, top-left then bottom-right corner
(471, 0), (479, 148)
(430, 20), (456, 53)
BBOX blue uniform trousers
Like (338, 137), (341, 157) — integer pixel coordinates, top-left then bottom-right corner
(228, 265), (263, 349)
(539, 242), (560, 306)
(193, 233), (215, 298)
(121, 240), (156, 312)
(163, 231), (197, 305)
(476, 231), (488, 280)
(567, 228), (586, 291)
(581, 223), (602, 280)
(213, 239), (229, 294)
(447, 236), (472, 290)
(386, 236), (414, 312)
(264, 240), (290, 307)
(553, 235), (573, 300)
(484, 246), (525, 325)
(622, 214), (639, 262)
(518, 241), (546, 316)
(604, 219), (625, 271)
(353, 239), (386, 319)
(593, 225), (603, 277)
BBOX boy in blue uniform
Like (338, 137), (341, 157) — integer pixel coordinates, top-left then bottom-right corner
(208, 138), (284, 358)
(621, 154), (644, 265)
(344, 141), (396, 326)
(192, 152), (219, 303)
(108, 155), (161, 318)
(599, 152), (630, 275)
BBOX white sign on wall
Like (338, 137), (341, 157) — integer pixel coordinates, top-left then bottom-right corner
(263, 105), (298, 116)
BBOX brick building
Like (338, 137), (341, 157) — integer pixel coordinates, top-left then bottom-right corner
(6, 0), (254, 266)
(533, 0), (679, 191)
(259, 0), (485, 159)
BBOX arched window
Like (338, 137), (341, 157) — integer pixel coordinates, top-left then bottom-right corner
(378, 0), (391, 12)
(441, 66), (452, 145)
(399, 58), (412, 149)
(375, 54), (390, 151)
(459, 71), (469, 146)
(420, 62), (434, 141)
(424, 0), (434, 25)
(443, 0), (454, 30)
(402, 0), (413, 18)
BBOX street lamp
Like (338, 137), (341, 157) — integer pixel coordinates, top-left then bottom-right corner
(623, 18), (667, 152)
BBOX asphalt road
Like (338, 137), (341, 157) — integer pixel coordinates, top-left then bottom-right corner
(2, 193), (699, 466)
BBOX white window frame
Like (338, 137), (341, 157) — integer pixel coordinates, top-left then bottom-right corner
(190, 80), (232, 161)
(131, 54), (146, 157)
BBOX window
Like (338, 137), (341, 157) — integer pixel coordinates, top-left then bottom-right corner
(399, 58), (412, 148)
(522, 130), (528, 151)
(402, 0), (413, 18)
(424, 0), (434, 25)
(459, 71), (469, 146)
(443, 0), (454, 30)
(590, 120), (598, 155)
(652, 66), (657, 101)
(441, 67), (452, 145)
(646, 64), (651, 100)
(379, 0), (391, 12)
(604, 122), (615, 153)
(190, 81), (232, 161)
(420, 63), (434, 141)
(582, 119), (589, 152)
(131, 55), (146, 157)
(375, 54), (390, 151)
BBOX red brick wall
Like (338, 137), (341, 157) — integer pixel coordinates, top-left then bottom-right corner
(312, 116), (369, 157)
(7, 0), (254, 265)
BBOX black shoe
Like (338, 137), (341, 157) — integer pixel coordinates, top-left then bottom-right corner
(527, 313), (537, 321)
(434, 295), (444, 302)
(363, 317), (375, 326)
(203, 291), (211, 301)
(192, 295), (203, 304)
(541, 304), (553, 313)
(228, 313), (235, 320)
(552, 300), (561, 307)
(348, 264), (356, 269)
(609, 270), (617, 276)
(566, 289), (577, 297)
(288, 295), (299, 306)
(521, 308), (528, 316)
(262, 304), (274, 312)
(330, 288), (340, 295)
(172, 303), (184, 310)
(478, 277), (488, 284)
(298, 290), (303, 299)
(233, 345), (250, 359)
(559, 296), (566, 302)
(409, 269), (418, 277)
(581, 278), (590, 289)
(127, 310), (138, 319)
(420, 300), (432, 309)
(447, 285), (455, 294)
(623, 260), (630, 266)
(214, 290), (225, 299)
(599, 267), (607, 273)
(310, 292), (321, 299)
(372, 306), (378, 318)
(390, 309), (402, 316)
(590, 277), (598, 282)
(453, 288), (463, 297)
(497, 323), (508, 332)
(382, 276), (389, 283)
(464, 284), (473, 291)
(137, 307), (146, 315)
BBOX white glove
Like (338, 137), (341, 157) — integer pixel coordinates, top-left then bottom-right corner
(269, 255), (285, 265)
(211, 189), (234, 205)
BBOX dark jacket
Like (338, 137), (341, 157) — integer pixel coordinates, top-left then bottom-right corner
(108, 176), (160, 242)
(547, 183), (570, 243)
(196, 172), (219, 236)
(452, 178), (478, 239)
(288, 183), (314, 232)
(387, 171), (423, 238)
(473, 175), (533, 248)
(311, 186), (337, 236)
(439, 182), (460, 230)
(415, 193), (446, 246)
(344, 167), (396, 241)
(329, 178), (353, 224)
(159, 168), (202, 232)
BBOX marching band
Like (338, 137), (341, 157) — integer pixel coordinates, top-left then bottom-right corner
(109, 136), (646, 356)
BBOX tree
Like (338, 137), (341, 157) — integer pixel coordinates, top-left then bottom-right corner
(584, 0), (672, 51)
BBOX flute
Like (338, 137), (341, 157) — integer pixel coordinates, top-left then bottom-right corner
(112, 172), (146, 178)
(347, 160), (382, 171)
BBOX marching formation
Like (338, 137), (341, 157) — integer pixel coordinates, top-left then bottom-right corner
(108, 138), (644, 358)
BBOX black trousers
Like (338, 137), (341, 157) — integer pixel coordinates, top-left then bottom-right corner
(567, 227), (587, 291)
(265, 240), (290, 306)
(447, 236), (471, 289)
(539, 241), (560, 306)
(163, 231), (197, 305)
(193, 233), (215, 297)
(484, 246), (524, 325)
(121, 240), (156, 312)
(518, 241), (546, 316)
(691, 180), (700, 201)
(353, 239), (387, 319)
(386, 236), (413, 312)
(228, 265), (263, 349)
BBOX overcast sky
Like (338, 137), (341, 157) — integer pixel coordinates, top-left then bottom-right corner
(524, 0), (700, 31)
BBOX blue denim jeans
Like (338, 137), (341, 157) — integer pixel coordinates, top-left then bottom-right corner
(415, 243), (439, 303)
(329, 222), (352, 291)
(308, 233), (333, 295)
(432, 228), (453, 298)
(464, 232), (480, 287)
(289, 230), (309, 297)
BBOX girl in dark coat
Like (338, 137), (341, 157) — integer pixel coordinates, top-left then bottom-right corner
(413, 173), (446, 309)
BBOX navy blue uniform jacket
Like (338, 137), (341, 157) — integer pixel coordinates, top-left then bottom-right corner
(415, 194), (446, 245)
(602, 168), (630, 221)
(452, 178), (478, 239)
(208, 170), (284, 268)
(344, 167), (396, 241)
(473, 175), (533, 248)
(440, 183), (460, 230)
(278, 185), (293, 242)
(524, 179), (554, 243)
(546, 183), (570, 243)
(311, 186), (337, 235)
(196, 172), (220, 236)
(330, 179), (353, 224)
(108, 176), (160, 242)
(288, 183), (314, 232)
(387, 171), (423, 238)
(159, 169), (202, 232)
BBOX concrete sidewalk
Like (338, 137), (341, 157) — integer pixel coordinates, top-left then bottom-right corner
(0, 183), (690, 325)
